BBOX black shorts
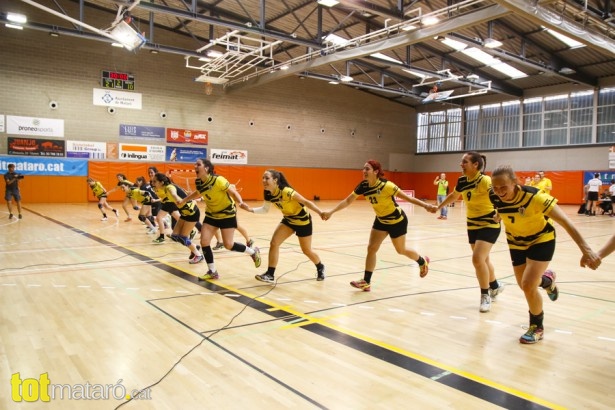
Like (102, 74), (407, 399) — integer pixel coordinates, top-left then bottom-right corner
(281, 216), (313, 237)
(150, 202), (161, 217)
(587, 192), (599, 201)
(467, 227), (501, 244)
(161, 202), (179, 213)
(509, 240), (556, 266)
(180, 207), (200, 223)
(372, 211), (408, 239)
(97, 194), (107, 200)
(204, 215), (237, 229)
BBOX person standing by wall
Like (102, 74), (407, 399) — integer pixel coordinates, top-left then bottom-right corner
(586, 172), (602, 216)
(4, 164), (23, 219)
(536, 171), (553, 195)
(433, 173), (449, 220)
(436, 152), (505, 313)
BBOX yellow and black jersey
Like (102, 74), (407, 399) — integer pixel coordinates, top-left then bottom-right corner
(454, 173), (500, 230)
(161, 184), (197, 216)
(489, 185), (557, 249)
(265, 187), (310, 226)
(195, 174), (236, 220)
(128, 187), (154, 205)
(90, 181), (106, 199)
(353, 179), (404, 225)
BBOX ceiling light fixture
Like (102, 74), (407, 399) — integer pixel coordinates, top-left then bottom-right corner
(7, 13), (27, 24)
(483, 38), (503, 48)
(5, 23), (24, 30)
(317, 0), (340, 7)
(421, 16), (439, 26)
(340, 75), (353, 82)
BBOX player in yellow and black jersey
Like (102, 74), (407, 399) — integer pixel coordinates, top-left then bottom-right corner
(436, 152), (505, 313)
(87, 177), (119, 221)
(322, 160), (436, 292)
(106, 173), (139, 222)
(152, 173), (204, 264)
(241, 169), (326, 283)
(179, 158), (261, 280)
(490, 165), (600, 344)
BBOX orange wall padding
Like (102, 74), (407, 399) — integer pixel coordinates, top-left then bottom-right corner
(0, 162), (586, 205)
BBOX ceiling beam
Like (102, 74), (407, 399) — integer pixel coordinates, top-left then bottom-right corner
(226, 4), (512, 92)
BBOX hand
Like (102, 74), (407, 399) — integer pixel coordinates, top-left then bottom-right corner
(321, 211), (332, 221)
(580, 252), (601, 270)
(239, 202), (250, 211)
(425, 204), (437, 213)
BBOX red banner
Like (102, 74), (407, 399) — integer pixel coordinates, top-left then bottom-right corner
(166, 128), (208, 145)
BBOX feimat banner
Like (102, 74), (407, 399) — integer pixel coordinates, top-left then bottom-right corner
(210, 149), (248, 164)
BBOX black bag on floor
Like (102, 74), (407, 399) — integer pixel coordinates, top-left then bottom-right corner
(578, 203), (587, 214)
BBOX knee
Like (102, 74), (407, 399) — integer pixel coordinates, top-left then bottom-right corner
(97, 203), (103, 209)
(138, 215), (146, 222)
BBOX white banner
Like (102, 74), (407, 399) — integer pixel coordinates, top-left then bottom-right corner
(93, 88), (142, 110)
(119, 143), (165, 161)
(66, 140), (107, 159)
(0, 115), (4, 133)
(7, 115), (65, 137)
(210, 149), (248, 164)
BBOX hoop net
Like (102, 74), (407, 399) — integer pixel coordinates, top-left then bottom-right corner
(204, 82), (213, 95)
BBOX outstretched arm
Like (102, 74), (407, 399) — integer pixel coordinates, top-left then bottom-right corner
(321, 193), (356, 220)
(548, 205), (600, 269)
(436, 191), (461, 210)
(240, 201), (271, 214)
(396, 190), (437, 213)
(293, 191), (324, 218)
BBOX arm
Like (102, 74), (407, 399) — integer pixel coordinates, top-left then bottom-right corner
(321, 193), (356, 220)
(227, 184), (245, 208)
(436, 191), (461, 211)
(433, 176), (440, 186)
(596, 234), (615, 260)
(292, 191), (324, 218)
(176, 190), (201, 208)
(396, 190), (437, 213)
(547, 205), (600, 269)
(240, 201), (271, 214)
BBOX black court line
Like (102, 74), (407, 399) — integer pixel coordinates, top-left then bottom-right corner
(30, 208), (550, 409)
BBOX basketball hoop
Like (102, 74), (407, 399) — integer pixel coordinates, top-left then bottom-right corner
(204, 82), (213, 95)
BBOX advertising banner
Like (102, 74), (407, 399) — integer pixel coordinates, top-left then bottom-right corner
(166, 128), (208, 145)
(66, 140), (107, 159)
(119, 124), (165, 141)
(210, 148), (248, 164)
(6, 115), (65, 137)
(166, 146), (207, 162)
(93, 88), (142, 110)
(584, 171), (615, 184)
(0, 114), (4, 133)
(119, 143), (165, 162)
(8, 137), (65, 157)
(0, 155), (87, 176)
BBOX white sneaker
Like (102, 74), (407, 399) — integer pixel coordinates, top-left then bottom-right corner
(488, 281), (505, 301)
(101, 216), (108, 221)
(479, 294), (491, 313)
(147, 227), (158, 234)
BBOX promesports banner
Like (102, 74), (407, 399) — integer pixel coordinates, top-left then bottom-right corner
(119, 143), (165, 161)
(0, 155), (87, 176)
(7, 115), (64, 137)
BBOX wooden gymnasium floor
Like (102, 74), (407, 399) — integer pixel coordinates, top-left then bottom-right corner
(1, 201), (614, 409)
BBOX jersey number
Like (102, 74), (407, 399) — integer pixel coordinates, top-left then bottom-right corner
(466, 192), (472, 201)
(369, 196), (378, 204)
(507, 216), (515, 224)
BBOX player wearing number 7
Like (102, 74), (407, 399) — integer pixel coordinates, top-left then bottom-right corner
(489, 165), (600, 345)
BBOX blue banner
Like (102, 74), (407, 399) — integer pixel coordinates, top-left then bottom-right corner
(0, 155), (88, 176)
(584, 171), (615, 185)
(166, 146), (207, 163)
(119, 124), (165, 140)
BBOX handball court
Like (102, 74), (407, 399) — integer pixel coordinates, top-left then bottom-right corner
(0, 201), (613, 409)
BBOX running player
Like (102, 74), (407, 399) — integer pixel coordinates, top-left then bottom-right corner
(107, 173), (139, 222)
(87, 177), (119, 221)
(240, 169), (326, 283)
(436, 151), (505, 313)
(321, 160), (435, 292)
(490, 165), (600, 344)
(178, 158), (261, 280)
(152, 173), (203, 264)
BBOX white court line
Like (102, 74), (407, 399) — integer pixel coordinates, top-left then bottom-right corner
(450, 316), (467, 320)
(597, 336), (615, 342)
(555, 329), (573, 335)
(388, 308), (405, 313)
